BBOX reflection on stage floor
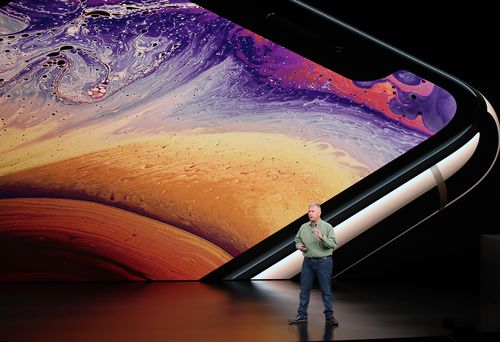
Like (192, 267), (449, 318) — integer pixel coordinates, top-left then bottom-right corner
(0, 279), (498, 341)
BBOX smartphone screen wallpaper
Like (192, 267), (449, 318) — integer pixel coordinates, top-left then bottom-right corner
(0, 0), (457, 280)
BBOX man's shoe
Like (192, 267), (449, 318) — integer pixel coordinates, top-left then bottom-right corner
(325, 317), (339, 326)
(288, 315), (307, 324)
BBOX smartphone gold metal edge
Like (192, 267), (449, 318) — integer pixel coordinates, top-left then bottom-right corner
(253, 97), (499, 279)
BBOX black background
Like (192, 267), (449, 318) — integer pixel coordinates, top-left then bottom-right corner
(306, 1), (499, 286)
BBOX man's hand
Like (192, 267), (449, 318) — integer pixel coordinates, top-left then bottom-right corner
(313, 229), (323, 239)
(298, 244), (307, 252)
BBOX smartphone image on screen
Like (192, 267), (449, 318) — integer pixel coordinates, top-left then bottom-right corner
(0, 0), (498, 281)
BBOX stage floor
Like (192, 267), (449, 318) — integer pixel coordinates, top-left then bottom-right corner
(0, 279), (498, 341)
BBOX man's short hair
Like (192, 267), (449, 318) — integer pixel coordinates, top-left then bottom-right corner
(308, 202), (321, 212)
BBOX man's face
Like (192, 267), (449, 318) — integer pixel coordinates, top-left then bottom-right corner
(308, 206), (321, 223)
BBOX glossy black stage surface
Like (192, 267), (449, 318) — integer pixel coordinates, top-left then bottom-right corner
(1, 279), (499, 341)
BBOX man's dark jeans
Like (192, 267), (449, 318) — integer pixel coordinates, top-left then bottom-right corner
(297, 256), (333, 319)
